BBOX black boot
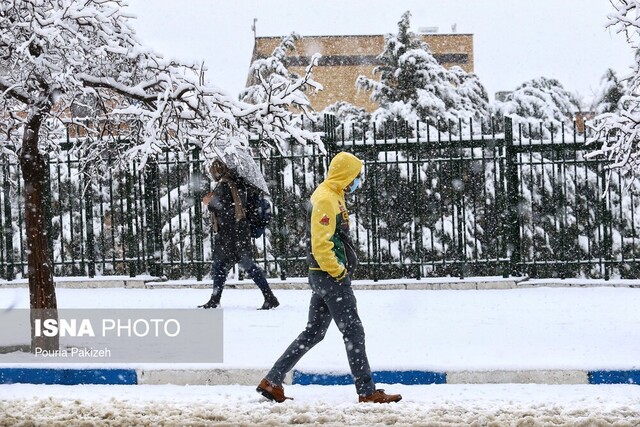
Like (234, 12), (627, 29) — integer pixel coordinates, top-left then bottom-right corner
(198, 292), (221, 309)
(258, 289), (279, 310)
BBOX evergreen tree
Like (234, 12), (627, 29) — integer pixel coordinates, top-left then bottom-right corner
(449, 66), (490, 125)
(322, 101), (371, 140)
(356, 11), (489, 133)
(357, 11), (429, 104)
(493, 77), (580, 138)
(591, 68), (625, 115)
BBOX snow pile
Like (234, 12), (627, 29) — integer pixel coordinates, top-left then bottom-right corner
(1, 383), (640, 426)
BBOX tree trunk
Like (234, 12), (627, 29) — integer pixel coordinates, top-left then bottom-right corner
(20, 108), (59, 352)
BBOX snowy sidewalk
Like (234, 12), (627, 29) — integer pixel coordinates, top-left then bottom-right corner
(1, 281), (640, 387)
(3, 274), (640, 290)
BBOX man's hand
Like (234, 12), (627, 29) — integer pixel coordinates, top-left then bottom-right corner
(336, 269), (351, 286)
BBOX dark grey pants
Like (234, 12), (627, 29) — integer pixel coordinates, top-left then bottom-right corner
(266, 271), (375, 396)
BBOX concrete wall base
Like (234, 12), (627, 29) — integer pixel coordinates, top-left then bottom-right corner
(446, 370), (588, 384)
(137, 369), (292, 386)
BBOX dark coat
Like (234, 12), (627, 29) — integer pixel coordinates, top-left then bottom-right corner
(208, 180), (253, 264)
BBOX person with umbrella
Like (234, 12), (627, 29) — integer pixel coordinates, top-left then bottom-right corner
(199, 157), (279, 310)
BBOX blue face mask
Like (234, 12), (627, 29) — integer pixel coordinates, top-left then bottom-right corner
(347, 177), (361, 194)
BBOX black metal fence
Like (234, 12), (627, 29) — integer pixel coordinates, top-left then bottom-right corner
(1, 117), (638, 281)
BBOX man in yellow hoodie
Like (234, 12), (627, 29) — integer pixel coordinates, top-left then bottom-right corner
(257, 152), (402, 404)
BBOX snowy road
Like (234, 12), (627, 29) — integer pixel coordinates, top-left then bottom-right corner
(2, 383), (640, 426)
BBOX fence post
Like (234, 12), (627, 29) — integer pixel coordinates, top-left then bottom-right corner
(0, 167), (4, 280)
(275, 152), (288, 280)
(124, 170), (136, 277)
(454, 122), (466, 278)
(370, 123), (380, 281)
(599, 164), (612, 280)
(144, 162), (160, 277)
(503, 117), (522, 276)
(84, 173), (96, 277)
(45, 156), (55, 277)
(413, 122), (423, 280)
(2, 163), (14, 280)
(192, 148), (205, 281)
(323, 113), (338, 159)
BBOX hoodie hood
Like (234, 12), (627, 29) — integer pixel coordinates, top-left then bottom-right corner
(325, 152), (363, 191)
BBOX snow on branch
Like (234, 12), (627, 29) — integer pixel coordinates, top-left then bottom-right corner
(588, 1), (640, 179)
(240, 33), (324, 152)
(606, 0), (640, 43)
(0, 0), (322, 174)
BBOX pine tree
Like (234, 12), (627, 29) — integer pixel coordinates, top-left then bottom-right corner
(357, 11), (428, 104)
(449, 66), (490, 125)
(493, 77), (580, 138)
(591, 68), (625, 115)
(356, 11), (489, 133)
(322, 101), (371, 140)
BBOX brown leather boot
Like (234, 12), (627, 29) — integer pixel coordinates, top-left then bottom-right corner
(359, 389), (402, 403)
(256, 378), (292, 403)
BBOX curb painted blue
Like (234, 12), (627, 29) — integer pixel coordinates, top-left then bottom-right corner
(3, 368), (640, 385)
(588, 370), (640, 385)
(0, 368), (137, 385)
(292, 370), (447, 386)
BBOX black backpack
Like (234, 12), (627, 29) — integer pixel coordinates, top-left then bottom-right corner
(246, 189), (272, 238)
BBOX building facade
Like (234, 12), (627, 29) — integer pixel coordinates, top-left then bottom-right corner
(248, 34), (474, 112)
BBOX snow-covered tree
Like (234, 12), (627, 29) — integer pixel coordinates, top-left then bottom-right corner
(356, 11), (489, 133)
(0, 0), (321, 351)
(240, 33), (320, 107)
(493, 77), (580, 138)
(588, 1), (640, 178)
(322, 101), (371, 140)
(357, 12), (425, 102)
(449, 66), (490, 124)
(591, 68), (625, 115)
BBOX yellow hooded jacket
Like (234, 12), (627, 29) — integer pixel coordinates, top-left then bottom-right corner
(308, 152), (363, 280)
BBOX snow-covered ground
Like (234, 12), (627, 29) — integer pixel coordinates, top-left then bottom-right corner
(1, 284), (640, 425)
(2, 382), (640, 426)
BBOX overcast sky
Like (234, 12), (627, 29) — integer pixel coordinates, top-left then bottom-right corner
(125, 0), (634, 104)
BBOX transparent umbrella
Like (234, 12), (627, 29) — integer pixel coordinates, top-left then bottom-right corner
(211, 140), (270, 195)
